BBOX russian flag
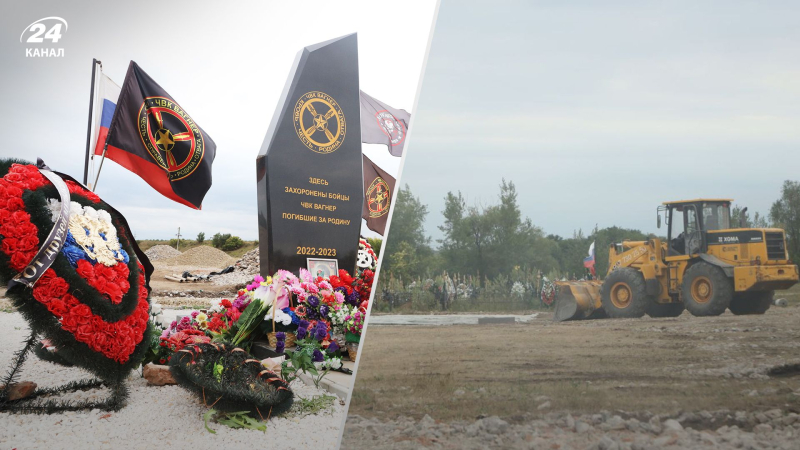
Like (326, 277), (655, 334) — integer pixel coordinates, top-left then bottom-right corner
(583, 241), (596, 276)
(91, 73), (121, 156)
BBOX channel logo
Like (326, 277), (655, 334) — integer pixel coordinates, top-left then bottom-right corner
(20, 17), (68, 57)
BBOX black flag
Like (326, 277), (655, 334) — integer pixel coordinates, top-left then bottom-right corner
(359, 90), (410, 157)
(104, 61), (216, 209)
(362, 154), (395, 235)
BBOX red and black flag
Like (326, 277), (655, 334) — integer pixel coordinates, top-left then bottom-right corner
(362, 154), (396, 235)
(102, 61), (215, 209)
(359, 90), (410, 157)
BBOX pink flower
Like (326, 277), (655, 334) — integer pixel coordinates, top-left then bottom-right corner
(298, 268), (312, 283)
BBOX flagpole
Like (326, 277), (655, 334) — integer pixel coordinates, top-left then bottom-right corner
(93, 145), (107, 192)
(82, 58), (98, 186)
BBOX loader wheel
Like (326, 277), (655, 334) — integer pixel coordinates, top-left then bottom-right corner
(646, 301), (685, 318)
(729, 291), (773, 315)
(600, 268), (648, 318)
(681, 262), (732, 316)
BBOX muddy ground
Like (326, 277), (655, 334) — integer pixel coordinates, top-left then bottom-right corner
(343, 288), (800, 449)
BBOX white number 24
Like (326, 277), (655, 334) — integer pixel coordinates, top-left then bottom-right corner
(20, 18), (68, 44)
(27, 23), (63, 43)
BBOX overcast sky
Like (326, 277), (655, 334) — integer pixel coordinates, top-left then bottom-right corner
(404, 0), (800, 244)
(0, 1), (436, 240)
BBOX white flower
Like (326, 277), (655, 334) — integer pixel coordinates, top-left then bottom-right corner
(96, 209), (113, 224)
(208, 299), (224, 313)
(70, 201), (85, 217)
(267, 308), (293, 326)
(82, 205), (99, 220)
(328, 357), (342, 370)
(151, 304), (162, 315)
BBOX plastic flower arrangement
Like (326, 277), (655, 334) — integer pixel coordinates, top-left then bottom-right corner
(286, 268), (346, 340)
(343, 307), (366, 340)
(281, 318), (343, 388)
(142, 267), (376, 368)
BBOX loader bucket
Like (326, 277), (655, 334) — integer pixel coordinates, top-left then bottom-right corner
(553, 280), (604, 322)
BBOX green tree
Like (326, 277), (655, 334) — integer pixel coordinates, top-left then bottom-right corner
(385, 241), (420, 283)
(770, 180), (800, 262)
(438, 180), (554, 283)
(752, 212), (770, 228)
(222, 236), (244, 251)
(366, 237), (382, 257)
(382, 185), (433, 278)
(732, 204), (770, 228)
(196, 231), (205, 243)
(212, 233), (231, 249)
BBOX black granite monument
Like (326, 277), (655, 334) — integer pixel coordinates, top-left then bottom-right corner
(256, 34), (363, 276)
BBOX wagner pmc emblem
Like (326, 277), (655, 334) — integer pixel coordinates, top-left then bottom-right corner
(137, 96), (205, 181)
(293, 91), (346, 154)
(375, 110), (406, 147)
(366, 176), (391, 218)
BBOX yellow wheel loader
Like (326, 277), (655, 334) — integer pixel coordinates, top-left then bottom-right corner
(554, 199), (799, 321)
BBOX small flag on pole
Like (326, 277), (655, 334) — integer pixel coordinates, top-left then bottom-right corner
(102, 61), (216, 209)
(583, 241), (596, 277)
(362, 154), (395, 235)
(91, 72), (121, 158)
(359, 90), (410, 157)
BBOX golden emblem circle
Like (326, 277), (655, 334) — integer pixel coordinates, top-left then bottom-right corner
(293, 91), (346, 154)
(366, 177), (391, 218)
(137, 96), (205, 181)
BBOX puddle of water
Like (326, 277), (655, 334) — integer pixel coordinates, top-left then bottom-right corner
(366, 314), (539, 326)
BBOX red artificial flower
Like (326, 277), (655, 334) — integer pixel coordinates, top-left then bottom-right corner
(229, 308), (242, 323)
(221, 299), (232, 309)
(329, 276), (345, 289)
(338, 269), (355, 285)
(76, 260), (130, 305)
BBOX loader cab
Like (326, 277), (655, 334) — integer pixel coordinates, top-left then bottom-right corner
(659, 199), (732, 257)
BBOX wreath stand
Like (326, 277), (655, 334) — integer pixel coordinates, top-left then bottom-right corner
(0, 334), (128, 414)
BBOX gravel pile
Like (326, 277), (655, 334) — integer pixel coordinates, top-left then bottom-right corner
(144, 245), (181, 261)
(161, 246), (236, 268)
(343, 409), (800, 449)
(234, 248), (260, 273)
(0, 311), (346, 449)
(211, 248), (260, 286)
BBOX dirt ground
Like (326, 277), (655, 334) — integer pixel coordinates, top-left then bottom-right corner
(150, 262), (232, 293)
(349, 289), (800, 421)
(342, 288), (800, 448)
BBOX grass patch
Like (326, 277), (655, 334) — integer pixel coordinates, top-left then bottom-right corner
(292, 394), (338, 417)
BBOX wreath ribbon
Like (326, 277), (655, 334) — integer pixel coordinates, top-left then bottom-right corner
(8, 160), (71, 289)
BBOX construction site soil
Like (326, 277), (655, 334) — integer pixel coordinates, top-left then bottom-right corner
(343, 287), (800, 449)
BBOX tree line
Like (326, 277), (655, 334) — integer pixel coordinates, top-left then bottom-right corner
(382, 180), (800, 285)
